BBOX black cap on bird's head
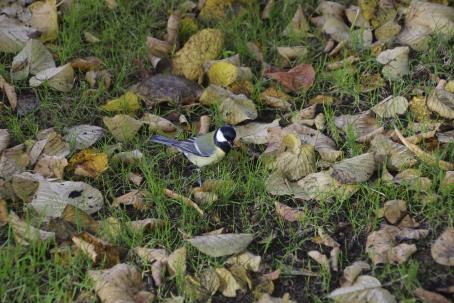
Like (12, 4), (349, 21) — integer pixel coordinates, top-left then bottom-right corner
(214, 125), (236, 153)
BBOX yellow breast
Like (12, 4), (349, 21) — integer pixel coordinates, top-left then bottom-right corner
(185, 147), (226, 167)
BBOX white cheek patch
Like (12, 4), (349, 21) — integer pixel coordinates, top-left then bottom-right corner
(216, 130), (228, 142)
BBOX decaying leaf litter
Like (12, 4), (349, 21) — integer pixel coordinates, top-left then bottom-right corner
(0, 0), (453, 302)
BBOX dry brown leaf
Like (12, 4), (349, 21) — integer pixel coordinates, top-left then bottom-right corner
(111, 150), (143, 164)
(188, 233), (253, 257)
(261, 0), (274, 19)
(127, 218), (164, 233)
(103, 114), (143, 142)
(283, 4), (310, 36)
(83, 31), (100, 43)
(438, 130), (454, 144)
(112, 190), (146, 209)
(0, 75), (18, 110)
(0, 199), (8, 227)
(257, 293), (296, 303)
(167, 247), (186, 276)
(128, 172), (143, 186)
(370, 134), (417, 171)
(265, 64), (315, 92)
(372, 96), (409, 118)
(141, 113), (176, 133)
(226, 251), (261, 272)
(296, 171), (358, 201)
(381, 200), (407, 225)
(215, 267), (242, 297)
(341, 261), (371, 287)
(235, 120), (280, 145)
(29, 64), (74, 92)
(36, 128), (70, 158)
(71, 56), (102, 72)
(28, 0), (58, 42)
(330, 247), (340, 272)
(335, 111), (381, 143)
(0, 129), (10, 153)
(427, 88), (454, 119)
(0, 144), (31, 179)
(163, 188), (204, 216)
(69, 149), (108, 178)
(89, 263), (155, 303)
(315, 227), (340, 248)
(219, 93), (258, 125)
(308, 250), (330, 269)
(277, 46), (308, 66)
(260, 87), (292, 109)
(395, 127), (454, 170)
(0, 15), (40, 53)
(332, 152), (376, 184)
(431, 228), (454, 266)
(105, 0), (118, 9)
(275, 202), (304, 222)
(61, 204), (99, 233)
(276, 134), (316, 181)
(192, 188), (218, 204)
(72, 232), (121, 267)
(33, 155), (68, 179)
(414, 288), (451, 303)
(328, 275), (396, 303)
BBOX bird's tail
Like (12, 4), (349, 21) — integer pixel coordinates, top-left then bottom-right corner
(150, 135), (179, 147)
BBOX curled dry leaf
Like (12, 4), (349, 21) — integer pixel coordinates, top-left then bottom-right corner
(398, 1), (454, 51)
(308, 250), (330, 269)
(296, 171), (358, 201)
(260, 87), (291, 109)
(0, 144), (30, 180)
(265, 64), (315, 92)
(332, 153), (376, 184)
(141, 113), (176, 133)
(11, 39), (55, 81)
(188, 233), (254, 257)
(0, 129), (10, 153)
(29, 64), (75, 92)
(70, 56), (102, 72)
(277, 46), (308, 66)
(376, 47), (410, 80)
(130, 74), (201, 107)
(341, 261), (371, 287)
(275, 202), (304, 222)
(33, 155), (68, 179)
(431, 228), (454, 266)
(100, 92), (141, 112)
(335, 111), (381, 143)
(414, 288), (451, 303)
(127, 218), (164, 233)
(395, 127), (454, 171)
(36, 128), (70, 158)
(283, 5), (310, 36)
(28, 0), (58, 42)
(235, 120), (280, 145)
(0, 15), (40, 53)
(370, 134), (416, 171)
(372, 96), (409, 118)
(167, 247), (186, 276)
(111, 150), (143, 164)
(328, 275), (396, 303)
(83, 31), (100, 43)
(72, 231), (121, 267)
(315, 227), (340, 248)
(61, 204), (99, 233)
(172, 28), (223, 83)
(215, 267), (242, 297)
(163, 188), (204, 216)
(0, 75), (17, 110)
(69, 149), (108, 178)
(330, 247), (340, 271)
(8, 212), (55, 245)
(103, 114), (143, 142)
(258, 293), (296, 303)
(226, 251), (261, 272)
(89, 263), (155, 303)
(64, 124), (106, 150)
(112, 190), (145, 209)
(276, 134), (316, 181)
(0, 199), (7, 227)
(381, 200), (407, 225)
(427, 88), (454, 120)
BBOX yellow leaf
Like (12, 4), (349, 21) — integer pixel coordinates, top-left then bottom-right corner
(28, 0), (58, 42)
(100, 92), (141, 112)
(69, 149), (108, 178)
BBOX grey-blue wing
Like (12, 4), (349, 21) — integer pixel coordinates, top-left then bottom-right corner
(150, 133), (214, 157)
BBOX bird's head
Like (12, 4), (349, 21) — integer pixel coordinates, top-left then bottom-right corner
(214, 125), (236, 153)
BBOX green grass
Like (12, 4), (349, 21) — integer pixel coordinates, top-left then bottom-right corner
(1, 0), (454, 302)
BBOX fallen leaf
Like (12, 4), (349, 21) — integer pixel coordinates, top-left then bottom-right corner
(69, 149), (108, 178)
(127, 218), (164, 233)
(332, 153), (376, 184)
(0, 144), (30, 179)
(188, 233), (254, 257)
(36, 128), (70, 158)
(112, 190), (146, 209)
(215, 267), (242, 297)
(100, 92), (141, 112)
(431, 228), (454, 266)
(328, 275), (396, 303)
(315, 227), (340, 248)
(88, 263), (155, 303)
(128, 172), (143, 186)
(370, 134), (417, 171)
(33, 155), (68, 179)
(111, 150), (143, 164)
(198, 268), (221, 296)
(83, 31), (100, 43)
(375, 19), (401, 43)
(0, 15), (39, 53)
(283, 4), (310, 36)
(414, 288), (451, 303)
(8, 211), (55, 245)
(29, 64), (75, 92)
(234, 120), (280, 145)
(226, 252), (261, 272)
(72, 231), (121, 267)
(163, 188), (204, 216)
(103, 114), (143, 142)
(296, 171), (358, 201)
(71, 56), (103, 72)
(276, 134), (316, 181)
(308, 250), (330, 269)
(208, 61), (252, 87)
(219, 93), (258, 125)
(11, 39), (55, 80)
(377, 47), (410, 80)
(64, 124), (106, 150)
(427, 87), (454, 120)
(61, 204), (99, 233)
(0, 75), (17, 110)
(0, 199), (7, 227)
(381, 200), (407, 225)
(277, 46), (308, 66)
(260, 87), (291, 109)
(130, 74), (201, 107)
(398, 1), (454, 51)
(85, 69), (112, 89)
(28, 0), (58, 42)
(341, 261), (371, 287)
(265, 64), (315, 92)
(335, 111), (381, 143)
(372, 96), (409, 118)
(167, 247), (186, 276)
(141, 113), (176, 133)
(437, 130), (454, 144)
(258, 293), (296, 303)
(0, 129), (10, 153)
(275, 202), (304, 222)
(133, 247), (168, 263)
(395, 127), (454, 171)
(330, 247), (340, 271)
(172, 28), (224, 83)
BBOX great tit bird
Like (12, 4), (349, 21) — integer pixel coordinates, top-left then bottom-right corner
(150, 125), (236, 183)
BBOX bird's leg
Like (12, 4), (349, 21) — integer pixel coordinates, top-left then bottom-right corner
(196, 168), (202, 187)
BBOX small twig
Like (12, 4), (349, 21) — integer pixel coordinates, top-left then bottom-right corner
(198, 115), (211, 135)
(163, 188), (204, 216)
(329, 41), (345, 57)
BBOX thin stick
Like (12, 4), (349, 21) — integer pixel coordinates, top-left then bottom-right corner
(163, 188), (204, 216)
